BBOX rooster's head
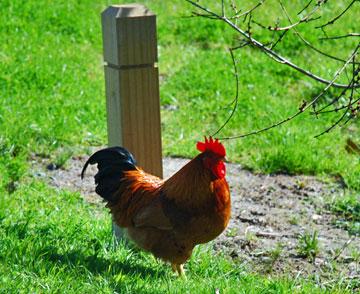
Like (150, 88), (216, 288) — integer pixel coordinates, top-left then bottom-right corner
(196, 136), (226, 179)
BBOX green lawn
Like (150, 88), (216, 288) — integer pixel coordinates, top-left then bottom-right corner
(0, 0), (359, 292)
(0, 182), (355, 293)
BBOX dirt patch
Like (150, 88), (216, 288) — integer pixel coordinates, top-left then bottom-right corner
(32, 154), (360, 281)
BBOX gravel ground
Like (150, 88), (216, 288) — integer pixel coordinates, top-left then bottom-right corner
(32, 153), (360, 281)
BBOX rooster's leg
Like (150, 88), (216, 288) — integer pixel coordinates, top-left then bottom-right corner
(177, 264), (185, 278)
(171, 263), (186, 278)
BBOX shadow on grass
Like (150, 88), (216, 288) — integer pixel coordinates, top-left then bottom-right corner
(41, 245), (167, 279)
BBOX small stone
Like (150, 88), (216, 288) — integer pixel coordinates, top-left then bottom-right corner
(312, 214), (322, 221)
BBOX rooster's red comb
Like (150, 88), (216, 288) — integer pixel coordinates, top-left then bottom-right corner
(196, 136), (226, 157)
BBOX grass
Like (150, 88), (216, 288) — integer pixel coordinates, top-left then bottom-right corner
(0, 0), (359, 292)
(0, 182), (355, 293)
(262, 243), (284, 274)
(296, 231), (320, 262)
(329, 193), (360, 236)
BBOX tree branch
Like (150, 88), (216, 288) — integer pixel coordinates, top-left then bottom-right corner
(267, 0), (324, 31)
(211, 48), (240, 137)
(217, 44), (359, 140)
(229, 0), (265, 20)
(297, 0), (313, 15)
(319, 33), (360, 40)
(316, 0), (359, 29)
(278, 0), (359, 65)
(185, 0), (360, 89)
(314, 56), (359, 137)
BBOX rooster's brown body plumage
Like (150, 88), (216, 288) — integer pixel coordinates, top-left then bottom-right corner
(82, 139), (230, 276)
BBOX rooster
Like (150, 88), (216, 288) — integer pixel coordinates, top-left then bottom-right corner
(81, 137), (231, 277)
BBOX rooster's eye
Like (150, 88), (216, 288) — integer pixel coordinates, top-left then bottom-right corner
(203, 157), (226, 179)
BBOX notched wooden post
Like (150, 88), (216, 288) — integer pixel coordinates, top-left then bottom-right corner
(101, 4), (163, 240)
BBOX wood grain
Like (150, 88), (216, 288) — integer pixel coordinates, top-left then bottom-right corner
(102, 4), (162, 178)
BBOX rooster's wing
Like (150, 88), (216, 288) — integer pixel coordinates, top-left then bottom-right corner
(132, 197), (173, 230)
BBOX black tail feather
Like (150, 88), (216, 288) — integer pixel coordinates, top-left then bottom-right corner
(81, 147), (137, 201)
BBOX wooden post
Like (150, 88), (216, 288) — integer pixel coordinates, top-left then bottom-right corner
(101, 4), (163, 239)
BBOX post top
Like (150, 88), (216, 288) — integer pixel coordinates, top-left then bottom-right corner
(103, 4), (155, 18)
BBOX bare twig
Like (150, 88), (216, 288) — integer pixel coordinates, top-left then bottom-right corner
(316, 0), (359, 29)
(267, 16), (319, 31)
(185, 0), (359, 137)
(319, 33), (360, 40)
(229, 0), (265, 20)
(297, 32), (358, 64)
(211, 48), (240, 137)
(297, 0), (313, 15)
(252, 19), (289, 50)
(255, 231), (284, 239)
(314, 106), (350, 138)
(332, 236), (354, 261)
(270, 30), (288, 50)
(278, 1), (359, 65)
(226, 41), (250, 106)
(185, 0), (359, 89)
(314, 55), (359, 137)
(217, 44), (359, 140)
(314, 97), (360, 114)
(313, 69), (359, 114)
(189, 12), (220, 20)
(266, 0), (325, 31)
